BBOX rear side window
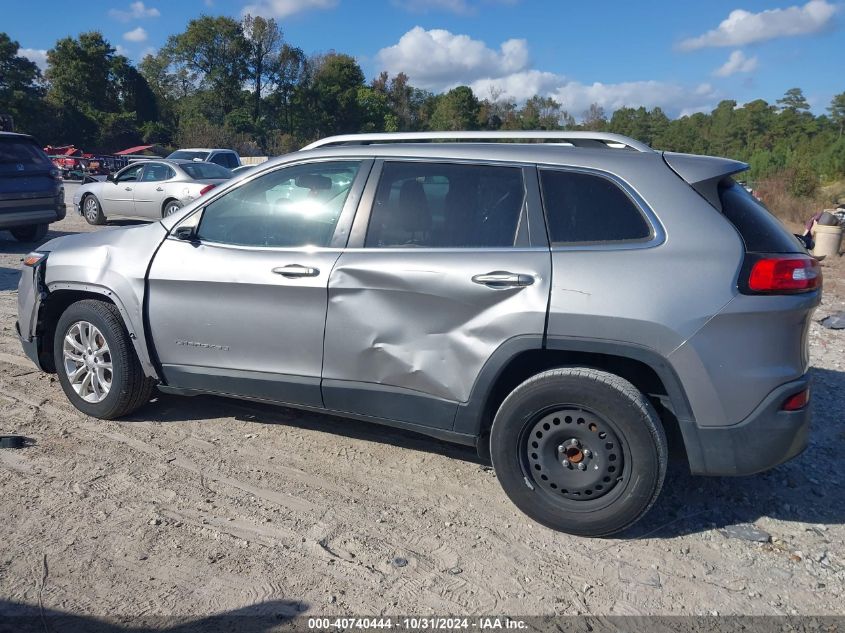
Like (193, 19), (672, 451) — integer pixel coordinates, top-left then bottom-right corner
(540, 169), (652, 244)
(365, 162), (524, 248)
(140, 163), (174, 181)
(719, 180), (802, 253)
(0, 138), (52, 174)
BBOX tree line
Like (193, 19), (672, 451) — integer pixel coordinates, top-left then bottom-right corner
(2, 15), (845, 197)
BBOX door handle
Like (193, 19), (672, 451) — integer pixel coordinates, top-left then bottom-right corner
(471, 271), (534, 288)
(272, 264), (320, 278)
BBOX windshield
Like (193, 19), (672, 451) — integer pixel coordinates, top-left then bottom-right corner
(0, 138), (52, 174)
(180, 162), (232, 180)
(168, 150), (210, 161)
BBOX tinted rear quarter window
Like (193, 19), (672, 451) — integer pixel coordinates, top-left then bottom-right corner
(718, 180), (802, 253)
(540, 169), (652, 244)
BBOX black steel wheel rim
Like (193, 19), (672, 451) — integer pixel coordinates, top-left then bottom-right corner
(521, 407), (627, 504)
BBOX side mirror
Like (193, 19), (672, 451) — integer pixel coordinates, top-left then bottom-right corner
(106, 173), (116, 183)
(173, 225), (196, 241)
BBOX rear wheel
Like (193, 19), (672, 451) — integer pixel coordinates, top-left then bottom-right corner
(10, 223), (48, 242)
(82, 195), (105, 225)
(53, 300), (155, 419)
(490, 367), (667, 537)
(162, 199), (182, 217)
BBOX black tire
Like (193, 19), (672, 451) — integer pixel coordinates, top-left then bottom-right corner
(490, 367), (667, 537)
(162, 199), (182, 217)
(82, 194), (106, 225)
(10, 223), (49, 242)
(53, 299), (156, 419)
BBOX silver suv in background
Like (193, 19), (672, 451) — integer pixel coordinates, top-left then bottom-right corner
(166, 148), (241, 169)
(16, 132), (821, 536)
(1, 132), (66, 242)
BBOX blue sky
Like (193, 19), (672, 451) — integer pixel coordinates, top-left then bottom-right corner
(6, 0), (844, 118)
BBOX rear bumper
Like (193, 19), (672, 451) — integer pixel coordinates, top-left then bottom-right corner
(0, 207), (64, 228)
(683, 376), (811, 476)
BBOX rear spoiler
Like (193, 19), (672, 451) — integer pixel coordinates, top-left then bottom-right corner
(662, 152), (748, 211)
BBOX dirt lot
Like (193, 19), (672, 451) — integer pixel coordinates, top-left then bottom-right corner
(0, 189), (843, 624)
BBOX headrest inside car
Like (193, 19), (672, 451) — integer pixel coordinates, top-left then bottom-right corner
(295, 174), (332, 190)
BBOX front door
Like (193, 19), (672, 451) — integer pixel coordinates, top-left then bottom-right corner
(147, 159), (370, 406)
(102, 163), (143, 216)
(321, 160), (551, 429)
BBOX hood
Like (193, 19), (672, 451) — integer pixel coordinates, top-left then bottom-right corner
(40, 221), (165, 253)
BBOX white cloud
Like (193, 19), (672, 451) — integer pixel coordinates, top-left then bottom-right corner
(115, 44), (131, 56)
(376, 27), (529, 90)
(548, 80), (717, 119)
(713, 50), (758, 77)
(109, 1), (160, 22)
(679, 0), (837, 50)
(376, 27), (717, 118)
(19, 48), (48, 70)
(123, 27), (148, 43)
(242, 0), (338, 18)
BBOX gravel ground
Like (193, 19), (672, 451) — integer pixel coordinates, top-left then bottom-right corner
(0, 189), (843, 623)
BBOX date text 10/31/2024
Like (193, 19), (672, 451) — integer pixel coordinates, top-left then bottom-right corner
(307, 617), (528, 630)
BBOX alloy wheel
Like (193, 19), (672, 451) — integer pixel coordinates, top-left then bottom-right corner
(62, 320), (113, 403)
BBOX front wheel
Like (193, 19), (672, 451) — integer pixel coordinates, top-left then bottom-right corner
(490, 367), (667, 537)
(53, 300), (156, 419)
(82, 195), (105, 225)
(10, 223), (49, 242)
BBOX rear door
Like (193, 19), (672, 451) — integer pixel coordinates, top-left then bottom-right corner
(102, 163), (143, 216)
(132, 162), (174, 218)
(321, 159), (551, 430)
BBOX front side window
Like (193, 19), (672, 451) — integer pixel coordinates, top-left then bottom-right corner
(540, 169), (652, 245)
(365, 162), (524, 248)
(116, 164), (144, 183)
(196, 161), (361, 248)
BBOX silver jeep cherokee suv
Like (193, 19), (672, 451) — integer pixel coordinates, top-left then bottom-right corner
(16, 132), (821, 537)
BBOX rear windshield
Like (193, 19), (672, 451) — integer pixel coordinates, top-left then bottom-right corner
(181, 162), (231, 180)
(168, 150), (210, 161)
(719, 180), (802, 253)
(0, 137), (52, 174)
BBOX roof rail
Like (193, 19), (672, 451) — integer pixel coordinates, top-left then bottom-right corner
(301, 131), (654, 153)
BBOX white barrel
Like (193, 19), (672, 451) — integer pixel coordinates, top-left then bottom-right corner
(813, 224), (843, 258)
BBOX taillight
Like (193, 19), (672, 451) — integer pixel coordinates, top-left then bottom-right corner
(199, 184), (216, 196)
(782, 388), (809, 411)
(746, 255), (821, 294)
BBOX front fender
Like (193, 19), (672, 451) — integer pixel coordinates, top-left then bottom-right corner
(43, 222), (168, 378)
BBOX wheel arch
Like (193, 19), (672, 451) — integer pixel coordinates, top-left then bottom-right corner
(161, 197), (180, 217)
(35, 285), (158, 380)
(455, 336), (695, 464)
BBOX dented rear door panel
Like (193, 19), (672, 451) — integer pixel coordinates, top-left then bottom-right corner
(321, 249), (550, 429)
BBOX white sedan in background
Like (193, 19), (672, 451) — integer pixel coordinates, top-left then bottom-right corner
(73, 159), (232, 224)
